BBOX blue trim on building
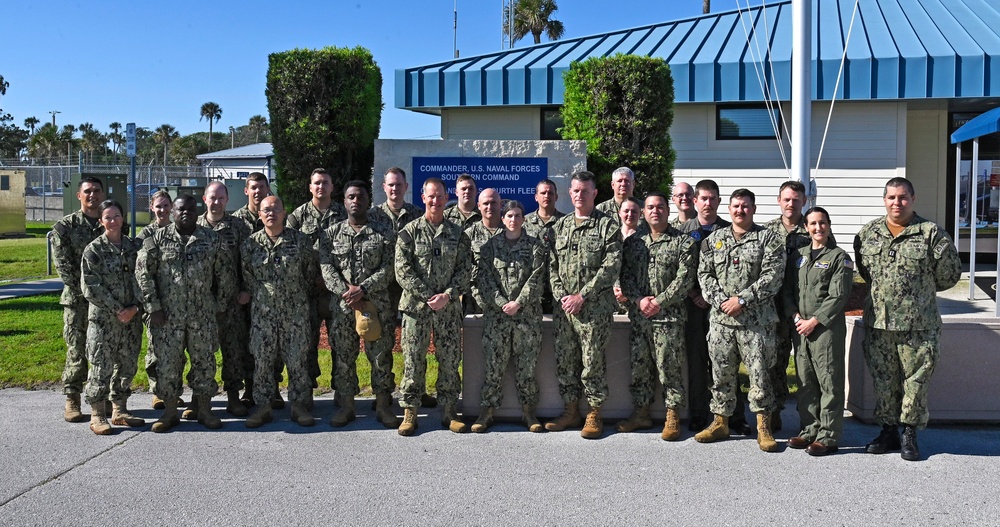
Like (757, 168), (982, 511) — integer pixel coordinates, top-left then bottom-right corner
(396, 0), (1000, 111)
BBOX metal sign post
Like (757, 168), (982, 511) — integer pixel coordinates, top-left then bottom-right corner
(126, 123), (137, 237)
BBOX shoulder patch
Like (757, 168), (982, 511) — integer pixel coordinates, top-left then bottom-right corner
(933, 237), (953, 259)
(796, 255), (806, 268)
(844, 258), (854, 270)
(714, 240), (724, 250)
(689, 230), (702, 242)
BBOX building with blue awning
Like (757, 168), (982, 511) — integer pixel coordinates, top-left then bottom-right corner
(393, 0), (1000, 251)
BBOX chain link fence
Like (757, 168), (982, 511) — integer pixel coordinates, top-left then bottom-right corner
(13, 162), (207, 223)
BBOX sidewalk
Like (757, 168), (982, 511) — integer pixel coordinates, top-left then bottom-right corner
(0, 278), (62, 301)
(1, 388), (998, 525)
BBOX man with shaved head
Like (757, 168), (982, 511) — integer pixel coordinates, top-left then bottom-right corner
(196, 181), (254, 419)
(464, 188), (504, 314)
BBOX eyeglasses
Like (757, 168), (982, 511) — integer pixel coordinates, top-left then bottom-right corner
(672, 193), (693, 199)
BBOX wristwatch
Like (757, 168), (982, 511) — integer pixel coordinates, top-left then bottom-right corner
(737, 297), (746, 306)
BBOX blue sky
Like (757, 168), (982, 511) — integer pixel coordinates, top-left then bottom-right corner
(1, 1), (707, 142)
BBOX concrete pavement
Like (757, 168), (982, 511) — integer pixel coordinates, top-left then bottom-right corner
(1, 388), (998, 525)
(0, 278), (62, 301)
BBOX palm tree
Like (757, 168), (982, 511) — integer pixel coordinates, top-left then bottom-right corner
(24, 116), (39, 135)
(248, 114), (268, 143)
(503, 0), (565, 46)
(153, 124), (179, 166)
(108, 122), (122, 159)
(200, 102), (222, 149)
(60, 124), (77, 163)
(29, 123), (60, 163)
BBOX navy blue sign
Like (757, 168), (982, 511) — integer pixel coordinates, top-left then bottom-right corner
(412, 157), (548, 213)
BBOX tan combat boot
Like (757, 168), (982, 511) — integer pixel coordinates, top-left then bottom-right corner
(544, 400), (582, 431)
(522, 404), (544, 433)
(151, 394), (165, 410)
(291, 402), (315, 427)
(581, 407), (603, 439)
(111, 399), (145, 427)
(151, 398), (180, 433)
(615, 405), (653, 433)
(329, 394), (356, 427)
(226, 390), (249, 417)
(471, 407), (494, 433)
(89, 402), (112, 435)
(196, 394), (222, 430)
(64, 393), (86, 423)
(661, 408), (681, 441)
(398, 408), (418, 436)
(756, 413), (778, 452)
(375, 393), (400, 428)
(245, 402), (273, 428)
(182, 395), (200, 421)
(694, 414), (730, 443)
(442, 402), (468, 433)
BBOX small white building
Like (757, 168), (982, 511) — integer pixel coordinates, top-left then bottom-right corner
(197, 143), (274, 182)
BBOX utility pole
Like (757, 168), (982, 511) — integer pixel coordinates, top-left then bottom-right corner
(49, 110), (60, 126)
(453, 0), (459, 58)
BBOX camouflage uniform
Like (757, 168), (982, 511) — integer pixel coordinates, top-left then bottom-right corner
(476, 232), (547, 407)
(698, 224), (785, 416)
(763, 218), (812, 408)
(51, 211), (104, 395)
(232, 205), (265, 233)
(524, 210), (564, 314)
(678, 217), (730, 424)
(81, 234), (143, 405)
(198, 212), (253, 393)
(464, 221), (503, 314)
(782, 242), (853, 446)
(620, 227), (698, 409)
(395, 217), (473, 409)
(596, 197), (646, 229)
(135, 222), (163, 243)
(287, 201), (348, 384)
(136, 224), (233, 402)
(319, 220), (397, 399)
(241, 228), (317, 406)
(853, 214), (961, 428)
(443, 204), (481, 229)
(369, 202), (424, 314)
(549, 210), (622, 408)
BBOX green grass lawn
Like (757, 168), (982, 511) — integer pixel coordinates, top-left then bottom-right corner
(0, 221), (54, 283)
(0, 292), (434, 394)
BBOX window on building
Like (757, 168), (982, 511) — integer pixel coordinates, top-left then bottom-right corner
(0, 176), (9, 191)
(541, 109), (563, 140)
(717, 105), (780, 140)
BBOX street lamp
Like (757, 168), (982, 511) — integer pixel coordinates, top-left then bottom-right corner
(49, 110), (60, 126)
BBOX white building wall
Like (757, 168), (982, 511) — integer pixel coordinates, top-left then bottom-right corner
(672, 101), (908, 256)
(442, 107), (540, 140)
(905, 103), (950, 225)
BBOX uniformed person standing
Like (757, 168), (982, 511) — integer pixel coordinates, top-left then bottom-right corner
(853, 177), (961, 461)
(617, 192), (697, 440)
(613, 197), (644, 313)
(670, 182), (696, 226)
(594, 166), (637, 225)
(231, 172), (270, 233)
(762, 180), (811, 431)
(52, 176), (105, 422)
(395, 178), (473, 436)
(368, 167), (436, 409)
(443, 173), (481, 228)
(136, 195), (233, 432)
(545, 170), (622, 439)
(471, 200), (547, 433)
(695, 188), (785, 452)
(524, 178), (564, 314)
(198, 181), (253, 418)
(242, 196), (318, 428)
(319, 181), (400, 428)
(287, 168), (348, 392)
(783, 207), (853, 456)
(464, 188), (503, 314)
(136, 189), (172, 242)
(678, 179), (735, 432)
(81, 200), (144, 435)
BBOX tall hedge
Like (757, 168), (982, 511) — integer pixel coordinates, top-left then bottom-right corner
(266, 46), (382, 206)
(560, 54), (675, 199)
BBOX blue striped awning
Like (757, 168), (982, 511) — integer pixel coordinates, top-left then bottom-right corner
(396, 0), (1000, 112)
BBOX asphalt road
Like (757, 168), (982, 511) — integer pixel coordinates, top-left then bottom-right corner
(1, 388), (997, 525)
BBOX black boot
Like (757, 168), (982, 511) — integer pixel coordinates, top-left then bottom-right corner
(900, 425), (920, 461)
(729, 415), (754, 436)
(866, 424), (901, 454)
